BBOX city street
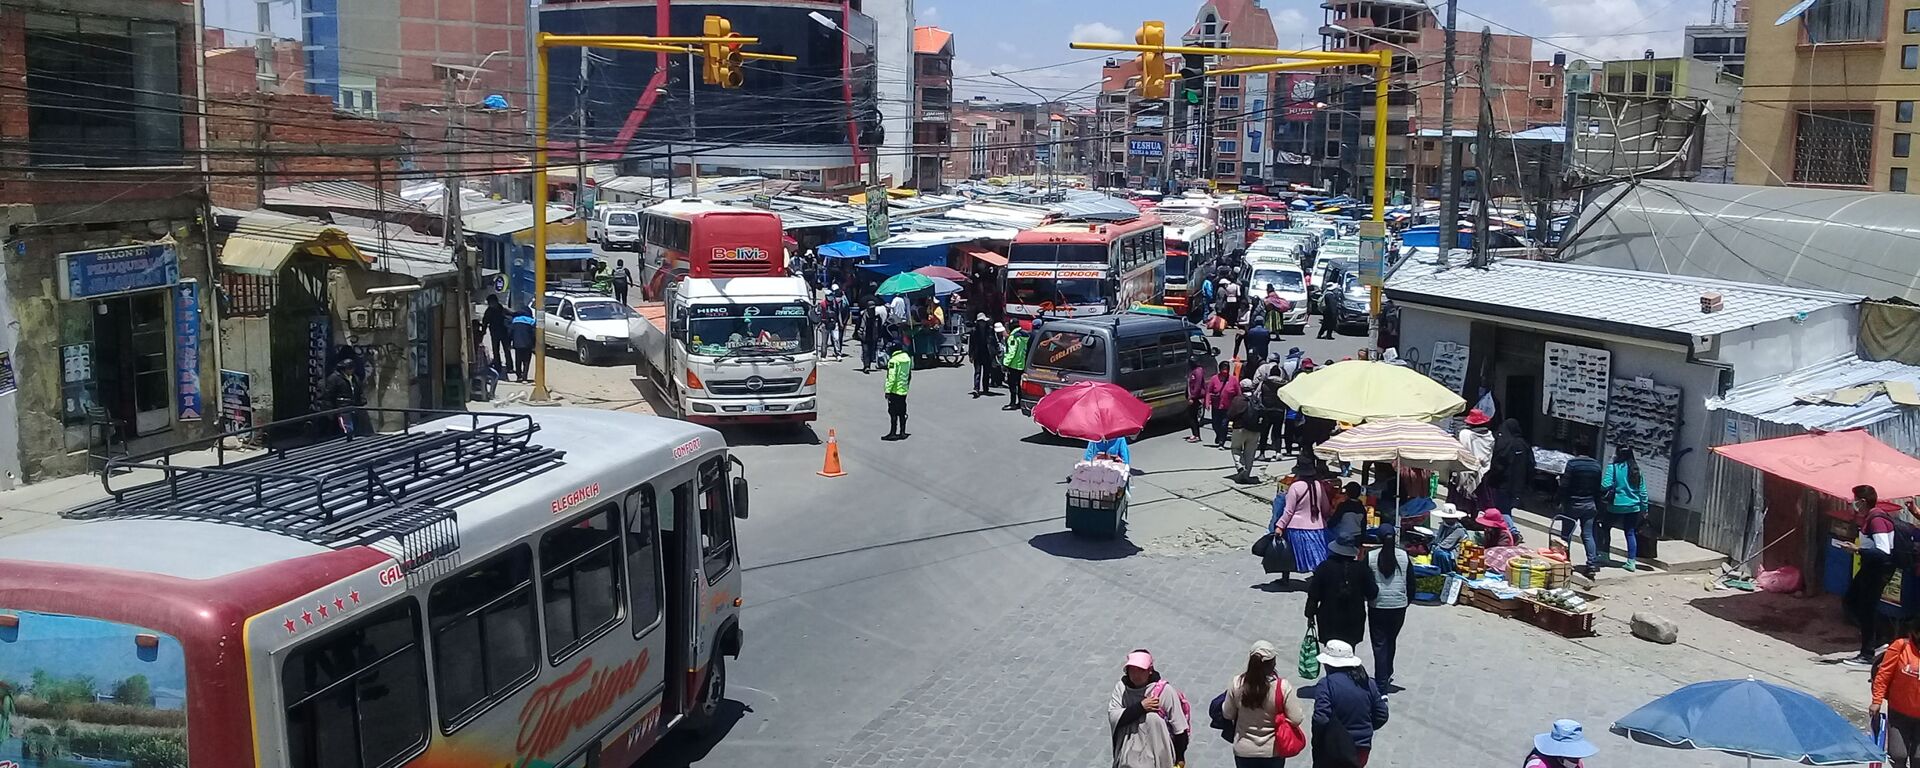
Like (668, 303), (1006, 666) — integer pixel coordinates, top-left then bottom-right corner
(591, 325), (1776, 768)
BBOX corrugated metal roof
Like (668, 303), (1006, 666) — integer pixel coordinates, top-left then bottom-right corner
(1562, 180), (1920, 302)
(913, 26), (952, 55)
(462, 204), (578, 236)
(1708, 354), (1920, 430)
(219, 210), (453, 280)
(1386, 254), (1860, 337)
(264, 181), (425, 214)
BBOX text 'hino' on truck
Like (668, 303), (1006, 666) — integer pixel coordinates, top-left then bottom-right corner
(630, 199), (819, 425)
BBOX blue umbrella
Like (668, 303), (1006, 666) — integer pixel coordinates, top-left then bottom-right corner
(928, 275), (962, 296)
(1613, 678), (1884, 766)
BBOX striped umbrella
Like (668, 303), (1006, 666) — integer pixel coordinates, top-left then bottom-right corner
(1317, 418), (1481, 472)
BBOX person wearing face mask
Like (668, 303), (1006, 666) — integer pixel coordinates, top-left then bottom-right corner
(1843, 484), (1903, 666)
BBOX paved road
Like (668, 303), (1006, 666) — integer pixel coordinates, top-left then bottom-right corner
(600, 318), (1780, 768)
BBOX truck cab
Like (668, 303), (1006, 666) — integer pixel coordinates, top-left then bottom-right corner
(634, 276), (819, 424)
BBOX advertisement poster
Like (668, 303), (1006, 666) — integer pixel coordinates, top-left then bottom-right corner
(172, 281), (202, 421)
(0, 612), (188, 767)
(220, 369), (253, 430)
(1244, 73), (1268, 164)
(1128, 140), (1165, 157)
(1284, 74), (1318, 121)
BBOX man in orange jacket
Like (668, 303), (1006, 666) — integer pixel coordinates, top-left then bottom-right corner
(1872, 623), (1920, 766)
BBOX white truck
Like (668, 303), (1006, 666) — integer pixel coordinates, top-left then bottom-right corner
(631, 275), (819, 425)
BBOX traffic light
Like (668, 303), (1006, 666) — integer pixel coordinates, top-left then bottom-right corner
(716, 33), (745, 88)
(1135, 21), (1166, 100)
(1179, 54), (1207, 105)
(701, 15), (731, 85)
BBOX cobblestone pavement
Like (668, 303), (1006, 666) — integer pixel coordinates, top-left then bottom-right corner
(814, 549), (1766, 768)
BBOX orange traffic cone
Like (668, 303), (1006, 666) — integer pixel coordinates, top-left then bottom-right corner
(817, 428), (847, 478)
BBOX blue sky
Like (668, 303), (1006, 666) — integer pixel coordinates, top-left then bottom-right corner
(931, 0), (1716, 102)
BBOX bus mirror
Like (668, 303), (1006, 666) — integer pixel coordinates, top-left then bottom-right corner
(670, 315), (688, 334)
(731, 476), (750, 519)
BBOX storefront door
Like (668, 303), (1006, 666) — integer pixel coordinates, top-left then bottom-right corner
(92, 290), (171, 437)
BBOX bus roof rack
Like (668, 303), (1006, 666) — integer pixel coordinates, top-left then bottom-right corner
(1052, 211), (1142, 224)
(66, 409), (565, 568)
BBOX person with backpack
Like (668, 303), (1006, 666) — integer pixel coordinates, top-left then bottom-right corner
(1001, 320), (1031, 410)
(1597, 446), (1651, 571)
(1844, 484), (1904, 665)
(1311, 640), (1389, 767)
(1306, 536), (1378, 647)
(1108, 649), (1190, 768)
(1219, 640), (1306, 767)
(1525, 719), (1598, 768)
(1230, 380), (1264, 483)
(610, 260), (633, 305)
(1559, 452), (1605, 577)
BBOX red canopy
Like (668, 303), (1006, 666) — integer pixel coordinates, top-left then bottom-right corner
(1032, 381), (1151, 441)
(1713, 429), (1920, 501)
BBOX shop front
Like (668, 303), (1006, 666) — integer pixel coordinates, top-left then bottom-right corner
(1385, 257), (1861, 552)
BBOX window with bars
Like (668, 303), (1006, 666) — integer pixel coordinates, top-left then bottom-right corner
(1805, 0), (1884, 42)
(220, 273), (279, 317)
(1793, 109), (1875, 186)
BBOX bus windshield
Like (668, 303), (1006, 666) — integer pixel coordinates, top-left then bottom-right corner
(1008, 243), (1110, 264)
(1008, 276), (1105, 307)
(1031, 329), (1107, 373)
(686, 303), (815, 356)
(0, 611), (189, 766)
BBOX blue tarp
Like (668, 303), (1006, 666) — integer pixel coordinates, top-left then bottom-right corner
(818, 240), (871, 259)
(870, 242), (948, 272)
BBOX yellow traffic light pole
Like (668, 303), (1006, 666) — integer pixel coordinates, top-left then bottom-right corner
(529, 24), (794, 401)
(1072, 31), (1393, 317)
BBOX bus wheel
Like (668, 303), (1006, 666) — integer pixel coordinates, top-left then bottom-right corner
(688, 656), (727, 733)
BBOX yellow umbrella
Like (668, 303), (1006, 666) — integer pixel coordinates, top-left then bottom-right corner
(1278, 360), (1467, 424)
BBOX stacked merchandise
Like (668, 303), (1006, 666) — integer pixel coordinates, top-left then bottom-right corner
(1068, 457), (1129, 500)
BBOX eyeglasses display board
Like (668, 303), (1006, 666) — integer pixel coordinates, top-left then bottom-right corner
(1543, 341), (1610, 426)
(1604, 375), (1682, 505)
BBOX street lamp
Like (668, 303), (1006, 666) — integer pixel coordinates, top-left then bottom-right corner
(806, 11), (882, 196)
(987, 73), (1109, 193)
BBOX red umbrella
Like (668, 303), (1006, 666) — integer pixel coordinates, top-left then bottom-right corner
(1032, 381), (1152, 440)
(913, 265), (968, 282)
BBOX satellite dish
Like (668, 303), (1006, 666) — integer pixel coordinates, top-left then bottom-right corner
(1776, 0), (1820, 26)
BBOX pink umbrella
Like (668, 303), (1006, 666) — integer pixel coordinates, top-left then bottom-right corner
(1032, 381), (1152, 440)
(913, 265), (969, 282)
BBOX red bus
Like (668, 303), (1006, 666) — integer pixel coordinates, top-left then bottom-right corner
(1247, 200), (1292, 243)
(1005, 214), (1165, 319)
(0, 408), (749, 768)
(638, 199), (786, 299)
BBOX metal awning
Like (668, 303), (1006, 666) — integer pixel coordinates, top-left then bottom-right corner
(218, 213), (371, 275)
(956, 243), (1006, 266)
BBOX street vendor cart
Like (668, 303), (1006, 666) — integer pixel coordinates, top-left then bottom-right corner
(1033, 381), (1151, 539)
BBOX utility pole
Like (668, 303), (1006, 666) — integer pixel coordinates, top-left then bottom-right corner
(575, 50), (591, 211)
(1471, 27), (1494, 268)
(1435, 0), (1458, 264)
(688, 53), (701, 195)
(441, 69), (472, 402)
(256, 0), (278, 89)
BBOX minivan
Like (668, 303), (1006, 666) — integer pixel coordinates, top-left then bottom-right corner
(1019, 311), (1220, 419)
(591, 205), (642, 250)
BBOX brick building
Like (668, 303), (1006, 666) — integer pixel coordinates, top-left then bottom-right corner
(911, 26), (955, 191)
(0, 0), (218, 480)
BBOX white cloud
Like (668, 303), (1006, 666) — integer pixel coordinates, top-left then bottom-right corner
(1530, 0), (1706, 61)
(1069, 21), (1127, 45)
(921, 5), (940, 24)
(998, 41), (1020, 54)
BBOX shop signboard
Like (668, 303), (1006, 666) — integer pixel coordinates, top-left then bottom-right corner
(1283, 74), (1317, 121)
(1128, 140), (1165, 157)
(221, 369), (253, 429)
(1357, 221), (1387, 287)
(866, 186), (889, 246)
(1244, 73), (1268, 164)
(59, 242), (180, 300)
(173, 280), (203, 421)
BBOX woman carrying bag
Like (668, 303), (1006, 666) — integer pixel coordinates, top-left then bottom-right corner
(1220, 640), (1307, 768)
(1311, 641), (1389, 767)
(1598, 446), (1650, 571)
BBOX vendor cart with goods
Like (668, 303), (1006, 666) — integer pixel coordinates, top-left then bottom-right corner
(1031, 380), (1152, 539)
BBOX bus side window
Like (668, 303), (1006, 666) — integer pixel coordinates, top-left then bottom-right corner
(697, 457), (735, 584)
(428, 545), (539, 731)
(283, 598), (429, 768)
(540, 506), (625, 662)
(625, 486), (665, 637)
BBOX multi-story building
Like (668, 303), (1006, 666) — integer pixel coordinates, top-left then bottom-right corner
(951, 99), (1040, 177)
(541, 0), (884, 190)
(274, 0), (526, 116)
(1685, 0), (1750, 78)
(950, 114), (1018, 179)
(1096, 58), (1180, 190)
(1733, 0), (1911, 190)
(0, 0), (219, 480)
(1182, 0), (1282, 188)
(869, 0), (917, 187)
(912, 26), (955, 191)
(1318, 0), (1546, 199)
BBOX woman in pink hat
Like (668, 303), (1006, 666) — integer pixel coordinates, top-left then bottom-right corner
(1108, 648), (1190, 768)
(1475, 508), (1516, 549)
